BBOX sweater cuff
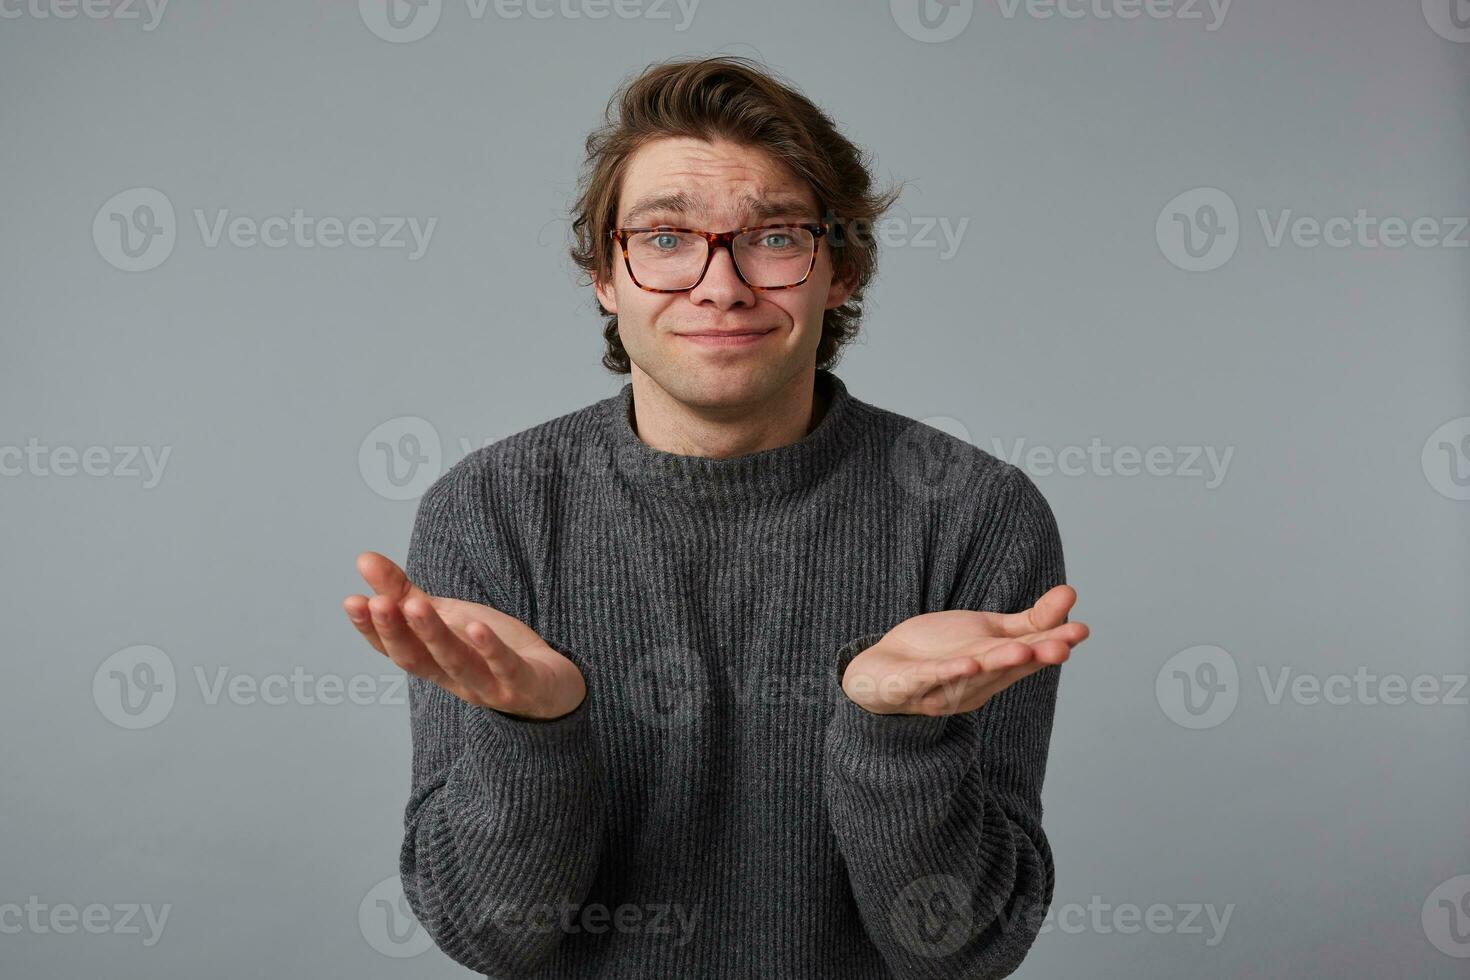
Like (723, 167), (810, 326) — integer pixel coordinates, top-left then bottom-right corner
(830, 631), (951, 747)
(463, 690), (595, 759)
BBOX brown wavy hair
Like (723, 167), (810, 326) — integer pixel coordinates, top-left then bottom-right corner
(568, 55), (904, 374)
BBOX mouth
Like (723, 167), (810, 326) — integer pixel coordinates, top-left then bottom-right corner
(674, 327), (776, 346)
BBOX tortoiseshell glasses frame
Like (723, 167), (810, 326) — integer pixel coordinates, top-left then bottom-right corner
(608, 222), (830, 293)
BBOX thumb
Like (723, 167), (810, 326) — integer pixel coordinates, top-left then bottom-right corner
(991, 584), (1075, 636)
(355, 551), (428, 601)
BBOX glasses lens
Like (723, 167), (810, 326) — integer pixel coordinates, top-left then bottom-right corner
(625, 230), (709, 290)
(624, 226), (816, 289)
(734, 226), (816, 287)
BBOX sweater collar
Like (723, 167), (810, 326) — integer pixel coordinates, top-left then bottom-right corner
(598, 369), (865, 505)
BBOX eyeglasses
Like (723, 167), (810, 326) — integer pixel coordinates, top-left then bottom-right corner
(609, 222), (829, 292)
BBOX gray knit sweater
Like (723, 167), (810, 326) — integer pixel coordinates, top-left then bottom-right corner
(399, 368), (1067, 979)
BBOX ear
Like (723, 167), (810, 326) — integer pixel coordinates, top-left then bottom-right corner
(594, 266), (619, 314)
(824, 268), (856, 311)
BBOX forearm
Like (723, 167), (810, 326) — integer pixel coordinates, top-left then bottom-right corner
(401, 682), (607, 976)
(823, 635), (1058, 980)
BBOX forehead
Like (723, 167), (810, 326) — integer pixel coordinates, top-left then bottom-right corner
(617, 136), (817, 223)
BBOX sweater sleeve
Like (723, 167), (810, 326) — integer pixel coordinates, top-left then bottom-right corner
(822, 463), (1065, 979)
(398, 470), (607, 977)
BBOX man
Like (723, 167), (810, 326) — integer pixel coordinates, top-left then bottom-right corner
(343, 55), (1090, 979)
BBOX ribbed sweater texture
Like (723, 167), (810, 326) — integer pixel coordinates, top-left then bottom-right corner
(399, 368), (1067, 979)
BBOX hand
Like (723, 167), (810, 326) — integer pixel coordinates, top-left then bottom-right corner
(840, 585), (1090, 717)
(342, 551), (587, 721)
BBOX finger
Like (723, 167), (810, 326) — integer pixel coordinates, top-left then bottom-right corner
(369, 593), (443, 678)
(401, 595), (502, 695)
(357, 550), (431, 604)
(924, 651), (1036, 713)
(1016, 620), (1090, 648)
(909, 641), (1042, 714)
(934, 650), (1052, 713)
(933, 655), (985, 685)
(461, 621), (528, 686)
(931, 637), (1076, 714)
(982, 639), (1075, 695)
(985, 585), (1077, 637)
(1031, 637), (1076, 666)
(343, 595), (386, 655)
(976, 640), (1036, 673)
(983, 637), (1074, 687)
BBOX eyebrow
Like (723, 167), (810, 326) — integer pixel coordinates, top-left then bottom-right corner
(621, 191), (816, 227)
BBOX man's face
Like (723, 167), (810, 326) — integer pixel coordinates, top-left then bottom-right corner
(594, 136), (853, 408)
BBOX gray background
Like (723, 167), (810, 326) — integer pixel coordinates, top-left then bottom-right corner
(3, 0), (1468, 977)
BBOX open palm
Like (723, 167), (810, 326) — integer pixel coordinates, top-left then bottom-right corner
(342, 551), (586, 721)
(841, 585), (1091, 716)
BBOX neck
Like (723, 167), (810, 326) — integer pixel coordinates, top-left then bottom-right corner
(625, 366), (828, 460)
(599, 366), (860, 507)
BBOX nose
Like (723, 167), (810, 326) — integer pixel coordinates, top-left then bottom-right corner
(689, 240), (755, 308)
